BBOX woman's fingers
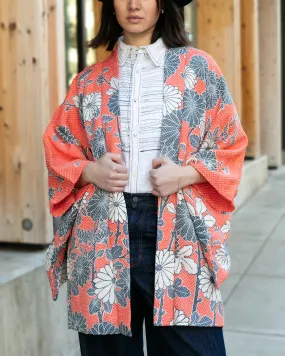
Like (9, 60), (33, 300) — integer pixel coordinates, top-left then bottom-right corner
(109, 172), (128, 181)
(109, 180), (128, 187)
(109, 153), (125, 166)
(151, 189), (160, 196)
(110, 186), (126, 192)
(115, 164), (128, 174)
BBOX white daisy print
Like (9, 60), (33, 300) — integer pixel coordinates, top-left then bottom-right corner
(163, 85), (183, 116)
(109, 193), (127, 223)
(198, 264), (222, 302)
(196, 198), (207, 218)
(186, 202), (195, 216)
(199, 113), (206, 139)
(184, 66), (197, 90)
(67, 257), (73, 280)
(106, 77), (119, 95)
(216, 246), (231, 271)
(170, 308), (189, 326)
(221, 221), (231, 234)
(73, 95), (80, 108)
(204, 214), (216, 228)
(94, 261), (117, 304)
(45, 245), (55, 271)
(82, 92), (102, 122)
(175, 245), (198, 275)
(200, 137), (216, 151)
(155, 250), (175, 290)
(167, 202), (176, 214)
(82, 191), (90, 205)
(186, 156), (198, 165)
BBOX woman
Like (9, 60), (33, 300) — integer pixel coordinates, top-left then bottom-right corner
(43, 0), (248, 355)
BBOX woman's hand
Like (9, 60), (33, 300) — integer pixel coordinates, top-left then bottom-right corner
(76, 153), (128, 192)
(149, 157), (206, 197)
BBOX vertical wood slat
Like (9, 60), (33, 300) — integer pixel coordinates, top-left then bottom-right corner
(0, 0), (5, 234)
(0, 0), (23, 242)
(48, 0), (66, 115)
(0, 0), (66, 243)
(196, 0), (242, 118)
(240, 0), (260, 158)
(46, 0), (66, 242)
(259, 0), (282, 167)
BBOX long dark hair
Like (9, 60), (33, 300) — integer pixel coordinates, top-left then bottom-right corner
(89, 0), (190, 51)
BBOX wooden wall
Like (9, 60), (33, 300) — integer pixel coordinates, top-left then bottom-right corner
(0, 0), (283, 243)
(196, 0), (242, 117)
(0, 0), (65, 244)
(48, 0), (66, 115)
(259, 0), (282, 167)
(240, 0), (260, 158)
(196, 0), (282, 165)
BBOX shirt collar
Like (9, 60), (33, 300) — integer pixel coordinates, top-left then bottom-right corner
(118, 37), (166, 67)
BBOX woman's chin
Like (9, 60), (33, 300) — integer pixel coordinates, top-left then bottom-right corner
(123, 24), (151, 35)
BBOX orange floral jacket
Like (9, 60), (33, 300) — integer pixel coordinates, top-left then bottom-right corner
(43, 46), (248, 336)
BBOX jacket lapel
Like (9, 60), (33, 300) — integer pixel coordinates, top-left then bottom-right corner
(100, 47), (123, 156)
(100, 47), (187, 165)
(160, 49), (186, 165)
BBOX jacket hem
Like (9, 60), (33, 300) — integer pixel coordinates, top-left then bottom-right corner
(68, 324), (133, 337)
(153, 321), (225, 328)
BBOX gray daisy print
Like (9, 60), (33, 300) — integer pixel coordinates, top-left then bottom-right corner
(206, 70), (219, 109)
(86, 188), (109, 221)
(183, 90), (205, 128)
(190, 55), (209, 80)
(90, 127), (107, 159)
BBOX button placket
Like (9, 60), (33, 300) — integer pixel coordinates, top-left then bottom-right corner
(130, 52), (142, 192)
(119, 39), (166, 194)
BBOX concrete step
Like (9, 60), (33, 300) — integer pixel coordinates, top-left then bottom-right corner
(0, 248), (80, 356)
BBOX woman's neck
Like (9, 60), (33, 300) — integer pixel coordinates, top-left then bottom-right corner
(123, 28), (155, 47)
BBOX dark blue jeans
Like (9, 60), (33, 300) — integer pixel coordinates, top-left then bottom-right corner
(79, 193), (227, 356)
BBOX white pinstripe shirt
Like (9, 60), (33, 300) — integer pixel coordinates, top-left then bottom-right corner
(118, 37), (166, 193)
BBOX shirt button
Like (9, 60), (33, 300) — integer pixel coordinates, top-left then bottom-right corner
(134, 98), (137, 102)
(133, 132), (138, 137)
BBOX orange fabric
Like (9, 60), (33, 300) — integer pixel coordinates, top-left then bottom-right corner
(43, 46), (248, 336)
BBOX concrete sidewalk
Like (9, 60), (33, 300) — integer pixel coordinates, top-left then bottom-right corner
(221, 167), (285, 356)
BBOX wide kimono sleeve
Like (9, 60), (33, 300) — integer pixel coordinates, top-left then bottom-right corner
(186, 55), (248, 213)
(43, 74), (92, 217)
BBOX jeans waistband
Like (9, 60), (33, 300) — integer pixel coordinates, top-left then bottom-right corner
(123, 192), (158, 211)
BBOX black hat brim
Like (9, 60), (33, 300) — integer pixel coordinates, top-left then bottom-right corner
(98, 0), (193, 7)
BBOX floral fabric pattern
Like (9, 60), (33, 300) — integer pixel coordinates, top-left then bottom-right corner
(43, 46), (248, 336)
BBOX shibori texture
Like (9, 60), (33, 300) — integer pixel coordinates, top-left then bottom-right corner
(43, 46), (248, 336)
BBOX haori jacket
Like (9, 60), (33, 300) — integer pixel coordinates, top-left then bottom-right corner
(43, 44), (248, 336)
